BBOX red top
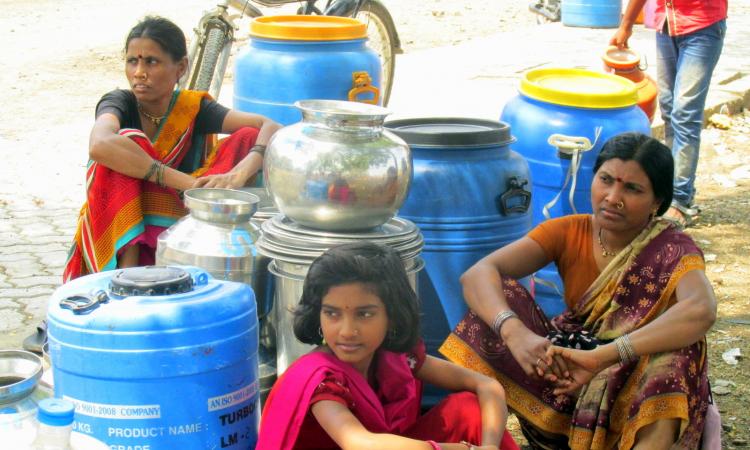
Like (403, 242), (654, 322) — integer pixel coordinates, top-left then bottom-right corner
(649, 0), (727, 36)
(294, 342), (427, 449)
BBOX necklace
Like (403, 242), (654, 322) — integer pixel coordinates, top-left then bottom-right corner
(597, 227), (618, 257)
(137, 103), (165, 127)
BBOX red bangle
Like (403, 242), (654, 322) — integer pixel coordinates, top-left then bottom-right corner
(425, 440), (441, 450)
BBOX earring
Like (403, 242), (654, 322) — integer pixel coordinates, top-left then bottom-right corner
(318, 327), (326, 346)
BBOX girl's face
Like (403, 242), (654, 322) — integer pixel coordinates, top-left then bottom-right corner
(591, 158), (661, 232)
(125, 37), (186, 105)
(320, 282), (389, 377)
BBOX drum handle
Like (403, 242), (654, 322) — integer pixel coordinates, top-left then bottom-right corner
(542, 128), (602, 220)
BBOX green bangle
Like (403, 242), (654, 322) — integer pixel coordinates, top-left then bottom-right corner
(143, 160), (159, 182)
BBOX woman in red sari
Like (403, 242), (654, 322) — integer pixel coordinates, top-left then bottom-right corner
(440, 133), (718, 449)
(258, 242), (519, 450)
(63, 16), (280, 280)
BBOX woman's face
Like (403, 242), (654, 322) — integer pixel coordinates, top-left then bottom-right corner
(125, 37), (186, 105)
(320, 282), (389, 376)
(591, 158), (662, 232)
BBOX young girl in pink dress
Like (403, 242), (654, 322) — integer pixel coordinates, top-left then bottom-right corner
(257, 241), (519, 450)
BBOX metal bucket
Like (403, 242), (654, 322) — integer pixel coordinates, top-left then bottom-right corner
(257, 215), (424, 374)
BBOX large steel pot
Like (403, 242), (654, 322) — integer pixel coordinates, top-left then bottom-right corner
(264, 99), (412, 231)
(257, 215), (424, 374)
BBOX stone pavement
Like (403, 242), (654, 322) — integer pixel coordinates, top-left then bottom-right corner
(2, 5), (749, 351)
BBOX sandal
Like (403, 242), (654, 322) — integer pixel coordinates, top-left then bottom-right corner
(22, 320), (47, 355)
(663, 204), (698, 229)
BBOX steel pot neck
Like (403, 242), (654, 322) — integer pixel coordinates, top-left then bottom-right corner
(296, 99), (391, 132)
(183, 188), (260, 224)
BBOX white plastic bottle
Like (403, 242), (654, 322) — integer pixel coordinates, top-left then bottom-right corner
(30, 398), (75, 450)
(26, 398), (109, 450)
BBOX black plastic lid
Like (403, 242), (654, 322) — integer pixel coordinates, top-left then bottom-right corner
(109, 266), (193, 297)
(385, 117), (515, 147)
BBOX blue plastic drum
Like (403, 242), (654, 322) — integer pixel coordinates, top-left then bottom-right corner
(47, 266), (259, 450)
(562, 0), (621, 28)
(234, 15), (382, 125)
(501, 68), (650, 316)
(386, 118), (533, 355)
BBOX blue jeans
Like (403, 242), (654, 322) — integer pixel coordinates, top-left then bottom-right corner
(656, 20), (726, 209)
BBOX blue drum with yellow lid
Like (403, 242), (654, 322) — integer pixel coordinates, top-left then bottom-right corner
(234, 15), (382, 125)
(500, 67), (650, 316)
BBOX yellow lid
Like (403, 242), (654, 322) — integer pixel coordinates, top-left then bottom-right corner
(250, 15), (367, 41)
(520, 68), (638, 109)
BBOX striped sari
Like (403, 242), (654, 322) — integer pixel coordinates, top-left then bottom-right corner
(440, 220), (711, 449)
(63, 90), (258, 281)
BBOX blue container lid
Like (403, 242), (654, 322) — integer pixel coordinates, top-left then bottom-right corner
(385, 118), (515, 148)
(37, 398), (75, 426)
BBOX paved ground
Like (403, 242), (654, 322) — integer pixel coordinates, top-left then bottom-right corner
(1, 0), (749, 353)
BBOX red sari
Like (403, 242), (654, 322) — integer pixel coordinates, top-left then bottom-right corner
(258, 344), (519, 450)
(63, 90), (258, 281)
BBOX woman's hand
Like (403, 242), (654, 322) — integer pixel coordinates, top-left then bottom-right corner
(502, 321), (566, 380)
(545, 346), (602, 395)
(192, 172), (247, 189)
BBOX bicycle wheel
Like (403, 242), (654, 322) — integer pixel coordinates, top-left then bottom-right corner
(193, 24), (231, 96)
(355, 0), (397, 107)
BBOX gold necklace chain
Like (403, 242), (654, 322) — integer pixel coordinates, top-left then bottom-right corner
(137, 103), (165, 127)
(597, 227), (618, 257)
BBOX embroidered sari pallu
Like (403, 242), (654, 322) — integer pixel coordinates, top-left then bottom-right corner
(63, 90), (258, 281)
(440, 222), (710, 449)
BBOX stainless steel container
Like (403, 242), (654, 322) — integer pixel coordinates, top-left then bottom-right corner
(257, 215), (424, 374)
(155, 188), (267, 315)
(0, 350), (51, 446)
(264, 99), (412, 231)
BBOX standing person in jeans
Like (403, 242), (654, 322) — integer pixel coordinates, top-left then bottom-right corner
(610, 0), (727, 227)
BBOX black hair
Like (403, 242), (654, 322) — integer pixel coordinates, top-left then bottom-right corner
(293, 241), (421, 353)
(593, 132), (674, 216)
(125, 16), (187, 62)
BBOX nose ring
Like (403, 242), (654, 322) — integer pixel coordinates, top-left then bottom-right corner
(616, 201), (624, 210)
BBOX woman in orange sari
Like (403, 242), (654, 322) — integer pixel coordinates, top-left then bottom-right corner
(440, 133), (718, 449)
(62, 16), (280, 281)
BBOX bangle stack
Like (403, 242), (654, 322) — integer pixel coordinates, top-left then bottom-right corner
(143, 160), (159, 182)
(143, 160), (167, 188)
(614, 333), (637, 365)
(491, 310), (518, 337)
(156, 162), (166, 188)
(250, 144), (266, 156)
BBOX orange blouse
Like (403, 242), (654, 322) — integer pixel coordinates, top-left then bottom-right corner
(527, 214), (600, 309)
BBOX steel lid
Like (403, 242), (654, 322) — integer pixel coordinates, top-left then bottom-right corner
(385, 117), (515, 148)
(257, 215), (423, 265)
(0, 350), (43, 403)
(184, 188), (259, 224)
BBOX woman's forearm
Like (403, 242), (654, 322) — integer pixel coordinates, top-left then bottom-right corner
(89, 133), (194, 190)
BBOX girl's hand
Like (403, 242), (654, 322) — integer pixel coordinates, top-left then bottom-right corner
(545, 346), (601, 395)
(192, 172), (247, 189)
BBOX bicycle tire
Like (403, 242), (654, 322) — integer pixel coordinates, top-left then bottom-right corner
(194, 25), (230, 94)
(355, 0), (397, 107)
